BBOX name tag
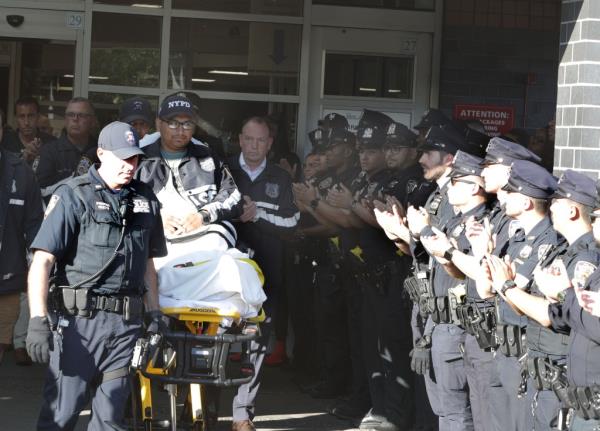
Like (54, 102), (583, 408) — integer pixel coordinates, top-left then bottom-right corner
(9, 198), (24, 206)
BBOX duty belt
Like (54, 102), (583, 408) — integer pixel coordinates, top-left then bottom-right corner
(526, 356), (566, 392)
(354, 260), (399, 295)
(456, 300), (497, 350)
(60, 287), (144, 321)
(563, 385), (600, 421)
(495, 323), (526, 358)
(403, 270), (432, 316)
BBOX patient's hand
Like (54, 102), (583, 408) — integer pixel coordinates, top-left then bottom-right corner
(180, 212), (204, 233)
(164, 212), (204, 235)
(164, 214), (184, 235)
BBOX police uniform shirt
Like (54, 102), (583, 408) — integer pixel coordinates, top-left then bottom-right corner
(329, 165), (362, 255)
(428, 203), (488, 297)
(488, 198), (519, 256)
(0, 149), (43, 293)
(35, 134), (98, 189)
(549, 266), (600, 386)
(355, 169), (398, 263)
(0, 128), (55, 162)
(527, 231), (600, 359)
(499, 217), (562, 327)
(31, 165), (167, 296)
(382, 163), (435, 210)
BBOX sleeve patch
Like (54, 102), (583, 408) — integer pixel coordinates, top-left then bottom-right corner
(573, 261), (597, 288)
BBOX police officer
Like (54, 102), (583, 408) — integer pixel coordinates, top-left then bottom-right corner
(484, 160), (561, 431)
(35, 97), (98, 198)
(228, 115), (298, 431)
(26, 121), (168, 430)
(293, 127), (362, 403)
(424, 137), (542, 431)
(0, 117), (43, 364)
(348, 124), (414, 430)
(545, 182), (600, 430)
(1, 96), (55, 168)
(119, 96), (154, 139)
(495, 170), (600, 430)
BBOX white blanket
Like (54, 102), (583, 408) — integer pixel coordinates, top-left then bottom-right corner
(155, 232), (266, 319)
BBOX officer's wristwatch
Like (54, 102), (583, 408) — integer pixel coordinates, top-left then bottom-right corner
(199, 209), (211, 224)
(310, 198), (320, 210)
(443, 246), (456, 261)
(500, 279), (518, 296)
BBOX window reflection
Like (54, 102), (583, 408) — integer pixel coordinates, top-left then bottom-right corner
(313, 0), (434, 10)
(324, 53), (414, 99)
(91, 12), (161, 87)
(173, 0), (303, 16)
(170, 18), (300, 95)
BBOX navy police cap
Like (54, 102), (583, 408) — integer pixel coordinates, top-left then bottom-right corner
(326, 128), (356, 148)
(414, 108), (452, 131)
(417, 124), (465, 155)
(384, 122), (418, 148)
(318, 113), (349, 131)
(502, 160), (558, 199)
(308, 128), (329, 153)
(449, 150), (484, 178)
(357, 126), (387, 148)
(482, 137), (541, 166)
(551, 170), (597, 208)
(357, 109), (394, 132)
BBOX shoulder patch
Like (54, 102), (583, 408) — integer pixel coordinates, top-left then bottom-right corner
(406, 179), (418, 194)
(133, 198), (150, 213)
(574, 261), (597, 288)
(44, 195), (60, 219)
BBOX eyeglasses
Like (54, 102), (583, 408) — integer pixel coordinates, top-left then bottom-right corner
(162, 119), (195, 130)
(65, 112), (93, 120)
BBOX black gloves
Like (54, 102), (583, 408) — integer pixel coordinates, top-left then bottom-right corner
(410, 335), (432, 376)
(26, 316), (53, 363)
(145, 310), (169, 335)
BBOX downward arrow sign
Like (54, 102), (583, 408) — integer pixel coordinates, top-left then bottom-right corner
(269, 29), (287, 65)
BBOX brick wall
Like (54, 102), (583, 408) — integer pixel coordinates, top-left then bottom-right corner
(439, 0), (561, 142)
(554, 0), (600, 177)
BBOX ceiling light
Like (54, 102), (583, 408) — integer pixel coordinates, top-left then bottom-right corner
(63, 74), (74, 78)
(359, 87), (376, 92)
(89, 76), (109, 80)
(208, 70), (248, 76)
(388, 89), (402, 93)
(132, 4), (162, 8)
(192, 78), (216, 83)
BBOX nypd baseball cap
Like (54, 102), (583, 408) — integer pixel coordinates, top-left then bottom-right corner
(98, 121), (144, 160)
(158, 94), (196, 121)
(119, 97), (154, 125)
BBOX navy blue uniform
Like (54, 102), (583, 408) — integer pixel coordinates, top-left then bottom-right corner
(31, 165), (167, 430)
(0, 149), (43, 294)
(228, 156), (298, 422)
(35, 134), (98, 197)
(523, 232), (600, 430)
(496, 217), (561, 431)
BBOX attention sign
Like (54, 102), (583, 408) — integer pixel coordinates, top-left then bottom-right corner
(453, 104), (515, 136)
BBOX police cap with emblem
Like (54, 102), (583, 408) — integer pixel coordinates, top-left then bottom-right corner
(326, 128), (356, 148)
(158, 94), (197, 122)
(357, 109), (394, 132)
(482, 137), (541, 166)
(551, 170), (598, 208)
(98, 121), (145, 160)
(453, 120), (490, 158)
(357, 126), (387, 149)
(502, 160), (558, 199)
(417, 124), (465, 155)
(308, 128), (329, 153)
(318, 113), (349, 131)
(384, 122), (418, 148)
(414, 108), (452, 131)
(119, 97), (154, 125)
(449, 150), (484, 178)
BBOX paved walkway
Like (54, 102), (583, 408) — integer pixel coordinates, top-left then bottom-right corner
(0, 349), (359, 430)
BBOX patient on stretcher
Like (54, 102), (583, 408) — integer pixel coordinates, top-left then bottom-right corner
(154, 221), (266, 319)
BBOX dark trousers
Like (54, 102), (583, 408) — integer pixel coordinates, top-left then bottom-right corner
(411, 305), (438, 431)
(494, 352), (528, 431)
(570, 415), (600, 431)
(38, 311), (142, 431)
(314, 263), (349, 389)
(462, 334), (506, 431)
(429, 323), (473, 431)
(360, 270), (413, 426)
(286, 253), (318, 377)
(523, 379), (560, 431)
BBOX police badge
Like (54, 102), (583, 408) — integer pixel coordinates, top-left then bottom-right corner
(537, 244), (552, 260)
(76, 156), (93, 176)
(319, 177), (333, 190)
(265, 182), (280, 199)
(519, 245), (532, 259)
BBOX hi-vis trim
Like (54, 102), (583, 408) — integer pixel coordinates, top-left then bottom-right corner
(9, 198), (24, 206)
(255, 201), (279, 211)
(256, 208), (299, 228)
